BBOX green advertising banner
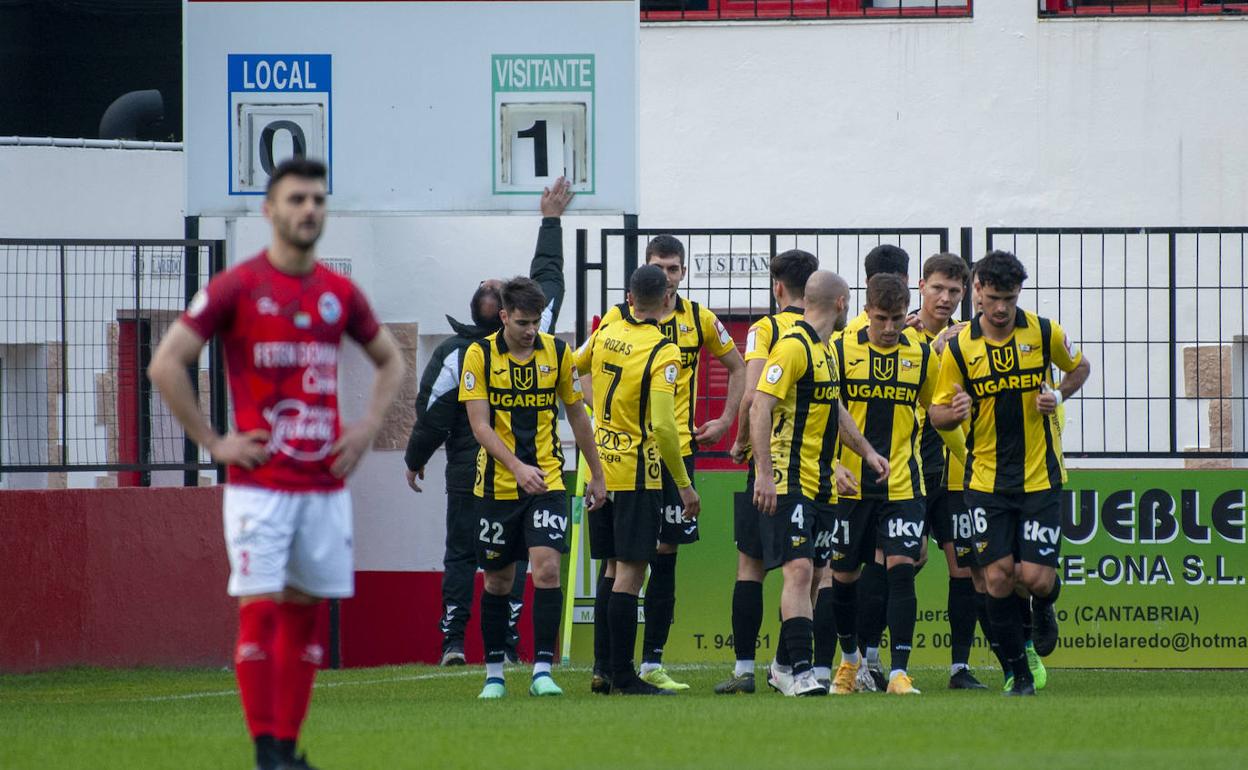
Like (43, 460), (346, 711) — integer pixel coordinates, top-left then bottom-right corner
(564, 469), (1248, 669)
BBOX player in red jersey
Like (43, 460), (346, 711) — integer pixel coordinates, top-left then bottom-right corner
(149, 158), (404, 770)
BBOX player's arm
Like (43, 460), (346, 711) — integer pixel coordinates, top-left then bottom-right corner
(748, 390), (780, 515)
(928, 344), (971, 430)
(917, 346), (968, 465)
(1038, 323), (1092, 414)
(465, 400), (545, 494)
(836, 404), (889, 483)
(558, 346), (606, 511)
(332, 327), (405, 479)
(532, 177), (572, 333)
(404, 342), (459, 492)
(650, 353), (700, 518)
(730, 320), (771, 464)
(573, 329), (598, 408)
(694, 311), (746, 447)
(148, 320), (269, 469)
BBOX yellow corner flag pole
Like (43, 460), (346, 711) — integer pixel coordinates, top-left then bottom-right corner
(561, 445), (590, 666)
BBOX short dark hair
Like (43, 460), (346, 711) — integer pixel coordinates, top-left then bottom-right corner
(975, 250), (1028, 291)
(865, 273), (910, 314)
(771, 249), (819, 298)
(645, 235), (685, 265)
(265, 157), (328, 197)
(470, 284), (503, 330)
(500, 276), (547, 316)
(629, 264), (668, 309)
(922, 253), (969, 284)
(864, 244), (909, 279)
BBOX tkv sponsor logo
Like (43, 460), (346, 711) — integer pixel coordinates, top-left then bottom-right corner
(1022, 521), (1060, 544)
(532, 509), (567, 532)
(663, 504), (686, 524)
(888, 519), (923, 539)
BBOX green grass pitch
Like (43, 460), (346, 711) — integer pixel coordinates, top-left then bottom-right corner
(3, 665), (1245, 769)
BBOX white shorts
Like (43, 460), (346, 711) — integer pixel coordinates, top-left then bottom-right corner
(223, 485), (354, 599)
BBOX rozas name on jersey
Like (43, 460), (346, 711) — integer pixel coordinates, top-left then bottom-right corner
(969, 370), (1044, 398)
(253, 341), (337, 368)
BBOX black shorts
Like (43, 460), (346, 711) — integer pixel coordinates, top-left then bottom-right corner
(830, 498), (926, 572)
(759, 495), (836, 571)
(944, 489), (978, 569)
(964, 488), (1062, 568)
(474, 491), (568, 570)
(588, 489), (662, 563)
(734, 467), (763, 560)
(659, 455), (699, 545)
(924, 476), (955, 546)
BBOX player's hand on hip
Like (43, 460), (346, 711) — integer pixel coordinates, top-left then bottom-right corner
(834, 463), (859, 497)
(540, 176), (574, 217)
(209, 429), (270, 470)
(729, 439), (750, 465)
(678, 485), (701, 519)
(950, 383), (972, 421)
(514, 463), (549, 495)
(585, 476), (607, 512)
(694, 418), (730, 448)
(405, 466), (425, 493)
(1035, 386), (1060, 415)
(866, 452), (890, 484)
(330, 421), (377, 479)
(753, 475), (778, 516)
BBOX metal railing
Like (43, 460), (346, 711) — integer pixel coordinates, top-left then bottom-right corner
(642, 0), (971, 22)
(578, 225), (951, 461)
(0, 239), (226, 485)
(1038, 0), (1246, 16)
(986, 227), (1248, 459)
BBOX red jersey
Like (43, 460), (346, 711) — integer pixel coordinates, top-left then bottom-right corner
(181, 251), (381, 491)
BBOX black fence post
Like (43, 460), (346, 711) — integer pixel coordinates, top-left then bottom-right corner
(1168, 231), (1178, 455)
(59, 245), (68, 467)
(623, 213), (639, 288)
(575, 229), (588, 347)
(960, 226), (974, 321)
(183, 218), (201, 487)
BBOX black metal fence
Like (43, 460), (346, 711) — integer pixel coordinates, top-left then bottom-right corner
(1038, 0), (1245, 16)
(579, 225), (951, 461)
(0, 239), (226, 485)
(986, 227), (1248, 459)
(577, 224), (1248, 462)
(642, 0), (971, 22)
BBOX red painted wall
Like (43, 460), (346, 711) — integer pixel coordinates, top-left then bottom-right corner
(0, 486), (521, 672)
(0, 487), (236, 672)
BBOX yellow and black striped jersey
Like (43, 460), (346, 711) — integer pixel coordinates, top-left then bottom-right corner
(599, 296), (735, 455)
(460, 331), (582, 500)
(916, 319), (960, 484)
(744, 306), (806, 363)
(754, 321), (841, 503)
(574, 316), (681, 491)
(834, 327), (938, 501)
(933, 308), (1083, 495)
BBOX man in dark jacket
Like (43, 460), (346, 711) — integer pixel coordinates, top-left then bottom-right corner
(405, 178), (573, 665)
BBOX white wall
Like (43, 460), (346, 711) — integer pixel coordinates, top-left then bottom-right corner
(1, 5), (1246, 565)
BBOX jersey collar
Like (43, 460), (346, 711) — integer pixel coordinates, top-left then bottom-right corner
(969, 307), (1028, 340)
(795, 319), (821, 344)
(493, 331), (545, 355)
(856, 326), (911, 347)
(782, 305), (805, 315)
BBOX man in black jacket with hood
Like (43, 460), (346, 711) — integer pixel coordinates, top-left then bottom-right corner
(404, 178), (573, 665)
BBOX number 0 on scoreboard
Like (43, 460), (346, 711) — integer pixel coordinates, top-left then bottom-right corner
(493, 54), (595, 195)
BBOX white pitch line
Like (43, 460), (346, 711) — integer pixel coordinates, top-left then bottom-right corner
(126, 662), (721, 703)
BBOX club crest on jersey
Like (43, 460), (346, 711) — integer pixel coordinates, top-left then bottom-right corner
(317, 292), (342, 324)
(540, 365), (551, 374)
(872, 356), (895, 381)
(512, 365), (535, 390)
(990, 345), (1016, 373)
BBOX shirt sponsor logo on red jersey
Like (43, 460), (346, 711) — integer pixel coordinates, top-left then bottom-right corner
(263, 398), (336, 461)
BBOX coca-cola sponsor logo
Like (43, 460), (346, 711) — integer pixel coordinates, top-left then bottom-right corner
(263, 399), (336, 461)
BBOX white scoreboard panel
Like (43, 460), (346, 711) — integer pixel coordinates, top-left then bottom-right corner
(185, 1), (638, 216)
